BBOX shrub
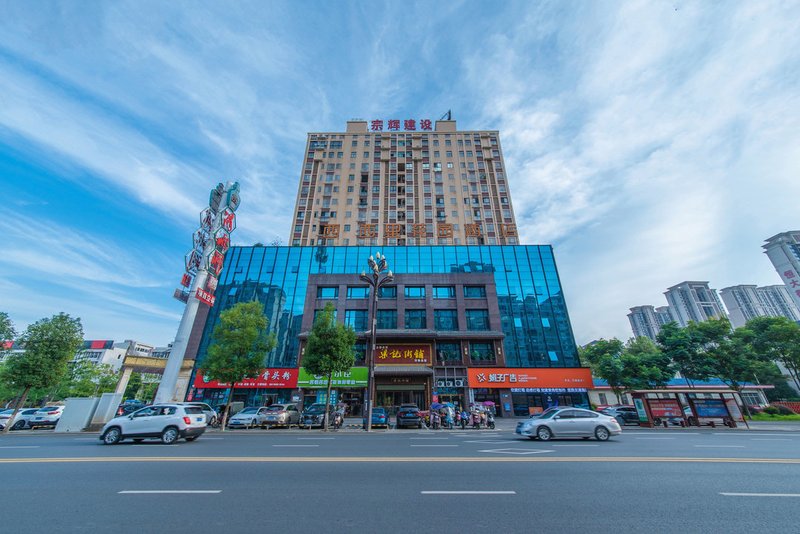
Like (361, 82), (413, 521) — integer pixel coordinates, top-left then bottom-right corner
(762, 405), (780, 415)
(775, 405), (796, 415)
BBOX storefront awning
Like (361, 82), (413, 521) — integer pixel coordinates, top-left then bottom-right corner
(374, 366), (434, 375)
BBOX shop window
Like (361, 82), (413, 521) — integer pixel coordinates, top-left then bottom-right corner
(434, 310), (458, 331)
(376, 310), (397, 329)
(470, 342), (494, 362)
(465, 309), (490, 331)
(316, 286), (339, 299)
(433, 286), (455, 299)
(598, 393), (608, 405)
(404, 309), (427, 329)
(464, 285), (486, 298)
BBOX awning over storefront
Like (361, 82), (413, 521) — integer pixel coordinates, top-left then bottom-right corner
(374, 365), (434, 375)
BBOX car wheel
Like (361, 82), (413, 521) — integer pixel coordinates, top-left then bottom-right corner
(161, 427), (179, 445)
(102, 427), (122, 445)
(209, 416), (217, 427)
(12, 420), (26, 430)
(595, 426), (610, 441)
(186, 436), (198, 442)
(250, 420), (258, 429)
(536, 426), (552, 441)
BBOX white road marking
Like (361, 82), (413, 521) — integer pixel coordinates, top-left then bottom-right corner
(410, 444), (458, 447)
(720, 493), (800, 497)
(297, 437), (335, 440)
(635, 437), (676, 440)
(119, 490), (221, 494)
(550, 444), (600, 447)
(421, 491), (516, 495)
(410, 437), (449, 440)
(751, 438), (791, 441)
(714, 433), (795, 436)
(695, 445), (745, 448)
(0, 446), (40, 449)
(463, 440), (518, 444)
(623, 432), (699, 435)
(478, 448), (554, 455)
(272, 444), (319, 447)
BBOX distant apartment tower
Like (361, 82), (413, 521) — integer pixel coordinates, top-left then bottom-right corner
(664, 281), (726, 327)
(721, 284), (800, 328)
(290, 119), (519, 246)
(628, 305), (675, 340)
(763, 231), (800, 312)
(654, 306), (674, 326)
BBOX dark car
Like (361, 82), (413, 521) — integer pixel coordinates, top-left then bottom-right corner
(301, 403), (339, 428)
(363, 407), (389, 429)
(396, 404), (423, 429)
(600, 406), (640, 425)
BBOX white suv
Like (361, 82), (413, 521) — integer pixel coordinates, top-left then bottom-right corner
(100, 404), (207, 445)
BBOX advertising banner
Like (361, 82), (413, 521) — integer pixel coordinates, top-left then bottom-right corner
(297, 367), (368, 388)
(467, 368), (593, 389)
(374, 344), (432, 365)
(648, 399), (682, 418)
(193, 368), (298, 389)
(693, 399), (729, 417)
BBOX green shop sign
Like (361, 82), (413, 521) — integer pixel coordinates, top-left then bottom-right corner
(298, 367), (368, 388)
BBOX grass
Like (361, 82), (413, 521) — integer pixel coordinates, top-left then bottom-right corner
(749, 413), (800, 421)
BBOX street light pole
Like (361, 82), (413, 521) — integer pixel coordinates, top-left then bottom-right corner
(359, 252), (393, 432)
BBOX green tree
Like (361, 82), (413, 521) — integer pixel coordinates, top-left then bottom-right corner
(53, 361), (119, 398)
(622, 336), (674, 390)
(302, 303), (356, 430)
(124, 372), (144, 401)
(745, 316), (800, 391)
(752, 361), (798, 402)
(657, 321), (716, 386)
(203, 301), (277, 430)
(580, 339), (626, 403)
(0, 313), (83, 434)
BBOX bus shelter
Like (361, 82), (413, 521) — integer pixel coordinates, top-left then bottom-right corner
(631, 389), (748, 429)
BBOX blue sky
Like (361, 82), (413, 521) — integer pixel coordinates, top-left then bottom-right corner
(1, 1), (798, 346)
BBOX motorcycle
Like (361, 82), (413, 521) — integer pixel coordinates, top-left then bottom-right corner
(486, 412), (496, 430)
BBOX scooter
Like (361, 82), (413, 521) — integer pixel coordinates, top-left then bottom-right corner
(486, 412), (496, 430)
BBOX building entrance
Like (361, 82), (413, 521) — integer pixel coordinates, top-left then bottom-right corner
(376, 388), (425, 415)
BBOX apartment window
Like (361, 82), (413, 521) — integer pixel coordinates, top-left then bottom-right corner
(464, 285), (486, 298)
(378, 286), (397, 299)
(376, 310), (397, 329)
(344, 309), (369, 331)
(346, 286), (369, 299)
(316, 286), (339, 299)
(433, 286), (455, 299)
(434, 309), (458, 331)
(404, 286), (426, 298)
(470, 342), (494, 362)
(465, 309), (490, 331)
(404, 309), (427, 329)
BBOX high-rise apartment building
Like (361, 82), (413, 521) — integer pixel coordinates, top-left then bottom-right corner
(654, 306), (674, 327)
(763, 231), (800, 312)
(664, 281), (726, 327)
(720, 284), (800, 327)
(290, 119), (518, 247)
(627, 305), (675, 340)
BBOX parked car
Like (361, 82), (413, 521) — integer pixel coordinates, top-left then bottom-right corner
(363, 407), (389, 429)
(227, 407), (271, 429)
(516, 407), (622, 441)
(601, 406), (640, 425)
(29, 406), (65, 429)
(262, 403), (301, 428)
(0, 408), (42, 430)
(300, 403), (337, 428)
(396, 404), (423, 429)
(182, 402), (219, 426)
(100, 404), (206, 445)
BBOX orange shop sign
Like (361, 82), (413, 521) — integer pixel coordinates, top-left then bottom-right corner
(467, 367), (593, 389)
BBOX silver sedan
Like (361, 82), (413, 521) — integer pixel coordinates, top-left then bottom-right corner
(516, 407), (622, 441)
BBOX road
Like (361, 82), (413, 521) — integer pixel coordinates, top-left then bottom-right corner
(1, 426), (799, 533)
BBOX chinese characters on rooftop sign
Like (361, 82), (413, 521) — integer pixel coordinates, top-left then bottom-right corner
(370, 119), (433, 131)
(780, 268), (800, 301)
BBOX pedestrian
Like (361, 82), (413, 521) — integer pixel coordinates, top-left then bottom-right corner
(460, 409), (468, 429)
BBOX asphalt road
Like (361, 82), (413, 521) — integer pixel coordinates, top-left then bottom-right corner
(2, 426), (799, 533)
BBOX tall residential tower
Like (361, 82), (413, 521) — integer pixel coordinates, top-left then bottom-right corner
(763, 231), (800, 312)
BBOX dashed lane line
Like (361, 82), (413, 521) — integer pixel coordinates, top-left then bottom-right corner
(720, 493), (800, 497)
(119, 490), (221, 494)
(421, 491), (515, 495)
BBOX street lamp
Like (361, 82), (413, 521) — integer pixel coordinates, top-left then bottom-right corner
(359, 251), (394, 432)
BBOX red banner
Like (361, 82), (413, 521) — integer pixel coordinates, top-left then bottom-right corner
(648, 399), (682, 418)
(195, 288), (215, 307)
(193, 368), (299, 389)
(374, 344), (432, 365)
(467, 367), (593, 389)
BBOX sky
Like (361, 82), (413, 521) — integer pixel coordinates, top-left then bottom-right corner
(1, 1), (798, 346)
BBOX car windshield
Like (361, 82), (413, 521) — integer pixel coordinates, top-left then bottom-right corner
(184, 407), (203, 414)
(535, 410), (557, 419)
(36, 407), (60, 412)
(239, 408), (258, 414)
(266, 406), (285, 411)
(0, 409), (14, 414)
(373, 408), (385, 414)
(306, 406), (326, 413)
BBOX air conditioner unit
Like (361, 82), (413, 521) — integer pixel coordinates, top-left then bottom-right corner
(454, 379), (465, 387)
(445, 380), (454, 388)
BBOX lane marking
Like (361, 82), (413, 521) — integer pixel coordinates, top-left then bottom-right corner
(551, 444), (599, 447)
(695, 445), (745, 448)
(478, 449), (554, 455)
(623, 432), (699, 435)
(272, 445), (319, 447)
(3, 456), (800, 464)
(410, 445), (458, 447)
(720, 493), (800, 497)
(463, 440), (518, 444)
(297, 438), (334, 440)
(635, 437), (676, 440)
(714, 433), (798, 436)
(752, 439), (791, 441)
(119, 490), (221, 494)
(420, 490), (517, 495)
(0, 446), (40, 449)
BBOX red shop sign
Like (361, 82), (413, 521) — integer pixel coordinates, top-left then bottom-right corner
(193, 368), (299, 389)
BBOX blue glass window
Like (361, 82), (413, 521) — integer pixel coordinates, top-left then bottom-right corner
(465, 309), (490, 331)
(346, 286), (370, 299)
(433, 286), (455, 299)
(378, 286), (397, 299)
(548, 351), (559, 362)
(469, 342), (494, 362)
(436, 342), (461, 362)
(376, 310), (397, 329)
(316, 286), (338, 299)
(433, 310), (458, 331)
(464, 285), (486, 298)
(404, 286), (426, 299)
(541, 318), (550, 328)
(404, 309), (427, 329)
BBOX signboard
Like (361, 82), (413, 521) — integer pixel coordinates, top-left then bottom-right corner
(226, 182), (241, 211)
(693, 399), (729, 418)
(298, 367), (368, 388)
(369, 118), (433, 131)
(648, 399), (682, 418)
(510, 388), (587, 393)
(193, 368), (299, 389)
(195, 288), (215, 307)
(633, 398), (648, 422)
(374, 344), (432, 365)
(467, 368), (593, 389)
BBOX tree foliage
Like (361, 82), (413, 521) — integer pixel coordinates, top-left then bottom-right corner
(53, 361), (119, 398)
(744, 316), (800, 391)
(302, 303), (356, 430)
(203, 301), (277, 429)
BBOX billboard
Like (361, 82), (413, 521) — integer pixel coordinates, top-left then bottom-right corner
(467, 367), (593, 389)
